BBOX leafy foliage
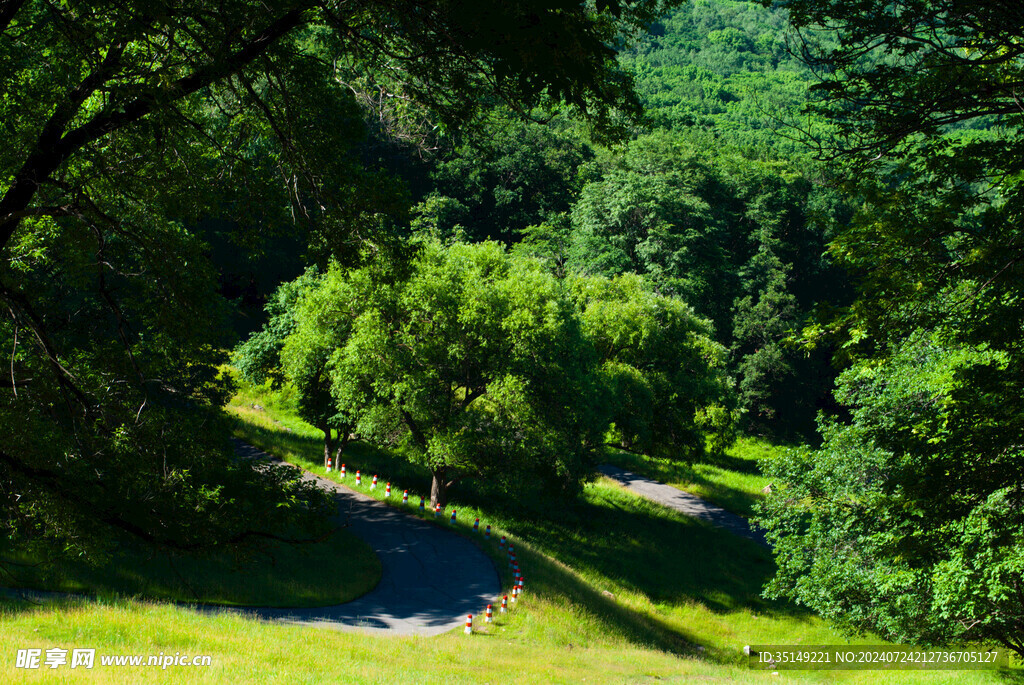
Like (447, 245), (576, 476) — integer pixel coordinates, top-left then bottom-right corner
(771, 0), (1024, 159)
(416, 112), (595, 244)
(621, 0), (821, 149)
(758, 324), (1024, 655)
(569, 135), (733, 333)
(0, 0), (674, 558)
(755, 0), (1024, 658)
(567, 272), (735, 458)
(567, 133), (845, 439)
(324, 241), (606, 506)
(234, 269), (320, 388)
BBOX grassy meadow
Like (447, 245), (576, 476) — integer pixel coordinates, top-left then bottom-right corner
(0, 382), (1018, 683)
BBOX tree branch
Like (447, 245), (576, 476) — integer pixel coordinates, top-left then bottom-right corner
(401, 409), (429, 449)
(459, 383), (486, 408)
(0, 285), (93, 414)
(0, 5), (312, 252)
(0, 446), (335, 552)
(0, 0), (27, 35)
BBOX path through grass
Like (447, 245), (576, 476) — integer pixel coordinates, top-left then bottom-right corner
(604, 437), (778, 517)
(0, 383), (1017, 683)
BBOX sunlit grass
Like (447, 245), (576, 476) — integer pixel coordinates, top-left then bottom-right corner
(0, 383), (1016, 683)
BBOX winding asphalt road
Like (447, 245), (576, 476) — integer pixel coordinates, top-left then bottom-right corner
(2, 442), (500, 635)
(598, 464), (769, 547)
(207, 440), (501, 634)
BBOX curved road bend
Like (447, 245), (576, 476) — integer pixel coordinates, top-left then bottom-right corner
(191, 441), (501, 635)
(598, 464), (769, 548)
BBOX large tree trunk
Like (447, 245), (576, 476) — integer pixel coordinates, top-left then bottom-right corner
(430, 468), (447, 510)
(321, 421), (334, 469)
(334, 431), (351, 463)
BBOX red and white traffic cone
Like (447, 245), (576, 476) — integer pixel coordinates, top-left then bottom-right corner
(385, 482), (392, 498)
(500, 596), (508, 613)
(403, 490), (409, 504)
(473, 518), (479, 532)
(356, 470), (361, 486)
(371, 474), (378, 489)
(326, 455), (333, 472)
(450, 509), (457, 524)
(340, 463), (346, 478)
(499, 536), (506, 548)
(485, 525), (491, 539)
(464, 614), (473, 635)
(485, 604), (493, 623)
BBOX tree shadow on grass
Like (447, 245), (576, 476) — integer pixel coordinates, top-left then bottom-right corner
(0, 524), (379, 610)
(510, 490), (780, 611)
(699, 450), (764, 475)
(229, 416), (434, 494)
(493, 487), (819, 662)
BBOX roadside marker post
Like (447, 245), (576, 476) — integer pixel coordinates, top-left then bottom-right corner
(450, 509), (457, 525)
(356, 470), (361, 486)
(500, 596), (508, 613)
(473, 518), (479, 532)
(340, 463), (346, 478)
(326, 456), (332, 472)
(385, 482), (392, 498)
(485, 525), (491, 539)
(485, 605), (493, 623)
(403, 490), (409, 504)
(371, 474), (378, 489)
(464, 615), (473, 635)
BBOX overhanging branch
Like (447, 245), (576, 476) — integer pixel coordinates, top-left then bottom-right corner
(0, 4), (312, 252)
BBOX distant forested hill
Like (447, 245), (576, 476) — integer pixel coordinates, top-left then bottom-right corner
(621, 0), (819, 152)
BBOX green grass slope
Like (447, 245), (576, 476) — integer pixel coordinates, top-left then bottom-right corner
(0, 384), (1016, 683)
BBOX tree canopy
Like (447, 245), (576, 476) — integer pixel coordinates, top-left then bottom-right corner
(321, 241), (606, 507)
(567, 272), (734, 458)
(563, 132), (844, 440)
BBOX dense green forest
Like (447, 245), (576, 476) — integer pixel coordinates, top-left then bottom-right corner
(355, 0), (853, 442)
(2, 0), (1021, 662)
